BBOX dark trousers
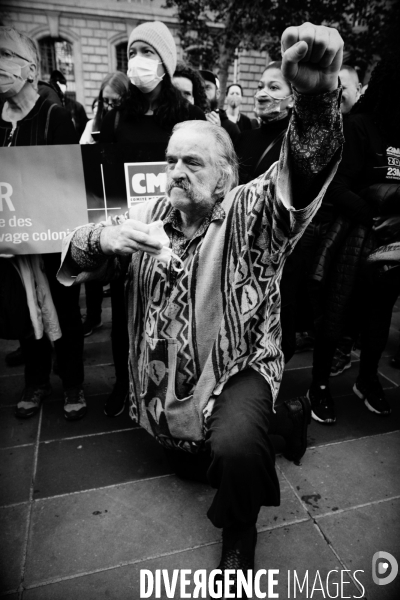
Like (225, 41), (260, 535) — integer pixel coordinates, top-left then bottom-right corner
(22, 253), (84, 389)
(165, 370), (297, 529)
(312, 266), (400, 385)
(295, 220), (331, 333)
(84, 281), (103, 322)
(110, 274), (129, 387)
(280, 241), (306, 362)
(359, 266), (400, 381)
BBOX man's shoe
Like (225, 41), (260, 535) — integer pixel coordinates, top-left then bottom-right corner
(283, 395), (311, 462)
(213, 525), (257, 599)
(64, 387), (87, 420)
(82, 316), (103, 337)
(104, 382), (128, 417)
(307, 383), (336, 424)
(330, 349), (351, 376)
(15, 383), (51, 419)
(5, 346), (24, 367)
(353, 377), (391, 415)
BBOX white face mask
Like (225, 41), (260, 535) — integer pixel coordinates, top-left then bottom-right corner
(127, 55), (164, 93)
(254, 89), (285, 121)
(0, 58), (29, 97)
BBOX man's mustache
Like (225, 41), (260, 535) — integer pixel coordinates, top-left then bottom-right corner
(166, 178), (191, 195)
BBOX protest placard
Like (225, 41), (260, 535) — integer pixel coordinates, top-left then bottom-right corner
(0, 145), (88, 255)
(0, 144), (166, 255)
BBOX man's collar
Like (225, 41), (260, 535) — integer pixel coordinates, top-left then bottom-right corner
(163, 201), (226, 230)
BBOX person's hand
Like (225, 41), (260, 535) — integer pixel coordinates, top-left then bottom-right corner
(205, 111), (221, 127)
(373, 216), (400, 243)
(281, 22), (343, 95)
(100, 219), (163, 256)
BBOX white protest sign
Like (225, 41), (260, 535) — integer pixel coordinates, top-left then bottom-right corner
(0, 145), (88, 255)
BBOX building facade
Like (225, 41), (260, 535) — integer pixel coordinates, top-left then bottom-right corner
(1, 0), (269, 118)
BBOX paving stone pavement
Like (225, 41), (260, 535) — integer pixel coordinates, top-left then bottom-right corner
(0, 294), (399, 600)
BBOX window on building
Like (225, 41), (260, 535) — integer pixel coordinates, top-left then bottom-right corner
(116, 42), (128, 74)
(38, 37), (76, 100)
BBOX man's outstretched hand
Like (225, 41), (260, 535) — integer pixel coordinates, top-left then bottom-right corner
(281, 22), (343, 95)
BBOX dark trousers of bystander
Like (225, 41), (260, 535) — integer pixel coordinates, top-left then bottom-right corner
(84, 281), (103, 324)
(312, 263), (400, 385)
(21, 253), (84, 389)
(295, 220), (331, 333)
(358, 265), (400, 382)
(164, 369), (299, 529)
(110, 273), (130, 388)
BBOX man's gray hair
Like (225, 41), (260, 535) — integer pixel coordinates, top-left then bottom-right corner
(0, 26), (40, 85)
(171, 120), (239, 196)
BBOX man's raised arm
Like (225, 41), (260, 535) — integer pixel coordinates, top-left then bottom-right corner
(280, 23), (344, 208)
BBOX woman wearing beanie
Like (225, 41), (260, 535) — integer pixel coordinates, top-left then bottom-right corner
(99, 22), (205, 417)
(99, 20), (205, 155)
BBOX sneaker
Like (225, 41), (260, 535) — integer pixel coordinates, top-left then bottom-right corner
(330, 349), (351, 377)
(283, 395), (311, 462)
(15, 383), (51, 419)
(353, 377), (391, 415)
(5, 346), (25, 367)
(64, 387), (87, 420)
(82, 316), (102, 337)
(295, 331), (315, 353)
(307, 383), (336, 424)
(104, 382), (128, 417)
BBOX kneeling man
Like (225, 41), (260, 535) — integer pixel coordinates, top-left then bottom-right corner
(58, 22), (344, 597)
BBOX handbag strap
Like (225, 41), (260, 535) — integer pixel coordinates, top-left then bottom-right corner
(252, 129), (286, 176)
(44, 103), (57, 144)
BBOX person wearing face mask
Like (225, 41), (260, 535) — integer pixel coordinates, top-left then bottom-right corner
(0, 30), (77, 145)
(225, 83), (253, 132)
(99, 21), (205, 155)
(37, 71), (64, 107)
(99, 21), (206, 417)
(0, 26), (88, 422)
(234, 62), (294, 185)
(46, 69), (88, 139)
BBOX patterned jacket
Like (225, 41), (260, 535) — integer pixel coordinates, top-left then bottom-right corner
(58, 88), (343, 451)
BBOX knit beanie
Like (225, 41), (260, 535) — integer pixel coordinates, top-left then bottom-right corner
(128, 21), (177, 79)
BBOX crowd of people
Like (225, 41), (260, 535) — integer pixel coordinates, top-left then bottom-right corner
(1, 16), (399, 598)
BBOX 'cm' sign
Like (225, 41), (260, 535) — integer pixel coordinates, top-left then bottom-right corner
(124, 161), (167, 206)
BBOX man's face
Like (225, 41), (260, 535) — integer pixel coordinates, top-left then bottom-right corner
(339, 69), (361, 114)
(204, 80), (219, 110)
(226, 85), (242, 108)
(166, 128), (222, 217)
(172, 76), (194, 104)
